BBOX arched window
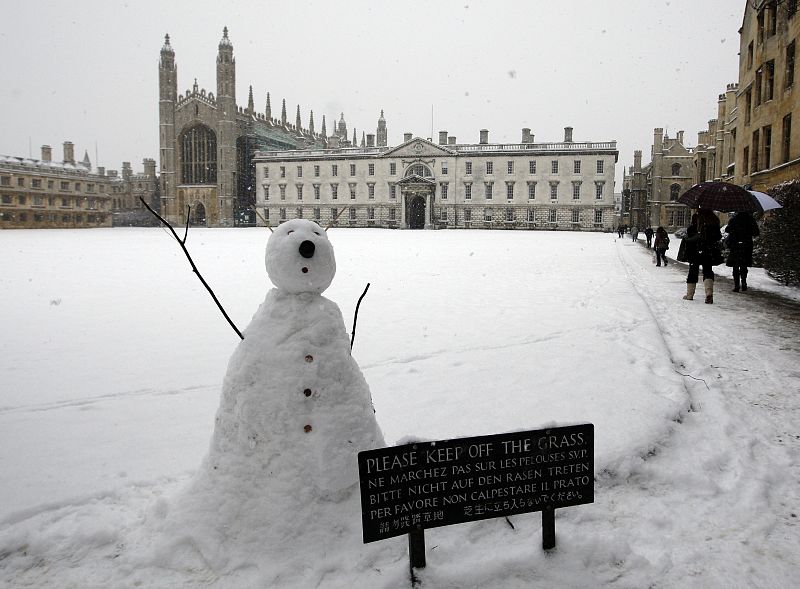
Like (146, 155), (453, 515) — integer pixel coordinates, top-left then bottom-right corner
(404, 163), (433, 178)
(671, 163), (682, 176)
(180, 125), (217, 184)
(670, 183), (681, 201)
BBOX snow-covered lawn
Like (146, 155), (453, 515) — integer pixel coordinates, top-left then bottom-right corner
(1, 227), (798, 588)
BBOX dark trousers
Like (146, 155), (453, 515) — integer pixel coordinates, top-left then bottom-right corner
(687, 262), (714, 283)
(655, 248), (668, 266)
(733, 266), (748, 287)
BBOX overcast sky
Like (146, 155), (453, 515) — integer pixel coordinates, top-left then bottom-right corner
(1, 0), (743, 188)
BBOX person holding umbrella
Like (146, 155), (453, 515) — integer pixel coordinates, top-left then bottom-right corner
(681, 208), (722, 303)
(725, 211), (760, 292)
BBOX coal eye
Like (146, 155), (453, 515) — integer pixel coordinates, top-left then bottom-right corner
(287, 230), (294, 234)
(313, 231), (320, 235)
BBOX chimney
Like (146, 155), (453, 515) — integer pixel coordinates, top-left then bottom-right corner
(97, 166), (105, 176)
(404, 132), (413, 142)
(143, 158), (156, 177)
(633, 150), (642, 172)
(107, 169), (118, 178)
(439, 131), (448, 145)
(448, 136), (456, 145)
(366, 134), (375, 147)
(676, 130), (684, 145)
(564, 127), (573, 143)
(654, 128), (664, 153)
(41, 145), (52, 162)
(63, 141), (75, 164)
(122, 162), (132, 181)
(479, 129), (489, 144)
(521, 128), (531, 143)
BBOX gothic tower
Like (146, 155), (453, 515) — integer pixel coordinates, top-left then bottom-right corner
(158, 34), (177, 211)
(216, 26), (236, 226)
(376, 110), (387, 147)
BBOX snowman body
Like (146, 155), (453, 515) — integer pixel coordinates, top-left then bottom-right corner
(162, 219), (385, 568)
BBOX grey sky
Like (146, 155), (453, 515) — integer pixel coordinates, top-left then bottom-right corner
(1, 0), (743, 187)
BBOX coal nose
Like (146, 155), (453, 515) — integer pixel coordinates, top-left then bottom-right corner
(299, 240), (316, 259)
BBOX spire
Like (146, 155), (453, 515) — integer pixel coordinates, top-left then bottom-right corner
(377, 109), (388, 147)
(361, 131), (366, 147)
(161, 33), (174, 55)
(265, 92), (271, 120)
(296, 104), (302, 130)
(247, 85), (254, 113)
(82, 150), (91, 170)
(219, 26), (232, 48)
(321, 115), (327, 138)
(281, 99), (287, 126)
(352, 128), (357, 146)
(193, 78), (198, 93)
(309, 110), (315, 135)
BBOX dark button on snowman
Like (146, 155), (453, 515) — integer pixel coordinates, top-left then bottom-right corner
(159, 219), (385, 571)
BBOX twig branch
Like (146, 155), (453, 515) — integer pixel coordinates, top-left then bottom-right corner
(674, 369), (709, 390)
(183, 205), (190, 244)
(250, 205), (274, 232)
(326, 207), (347, 231)
(139, 197), (244, 341)
(351, 283), (371, 351)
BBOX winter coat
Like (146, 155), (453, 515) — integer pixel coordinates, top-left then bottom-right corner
(653, 232), (670, 251)
(725, 212), (760, 268)
(684, 211), (722, 266)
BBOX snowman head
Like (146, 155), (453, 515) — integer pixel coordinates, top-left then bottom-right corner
(265, 219), (336, 294)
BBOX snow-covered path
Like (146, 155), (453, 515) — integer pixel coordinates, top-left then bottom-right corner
(0, 229), (798, 588)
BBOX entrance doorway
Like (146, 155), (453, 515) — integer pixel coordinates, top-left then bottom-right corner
(191, 202), (207, 226)
(409, 196), (426, 229)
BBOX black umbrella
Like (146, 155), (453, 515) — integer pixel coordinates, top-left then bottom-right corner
(677, 181), (758, 212)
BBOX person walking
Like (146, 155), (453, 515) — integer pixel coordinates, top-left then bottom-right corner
(679, 209), (722, 303)
(725, 211), (760, 292)
(644, 226), (654, 248)
(653, 226), (670, 266)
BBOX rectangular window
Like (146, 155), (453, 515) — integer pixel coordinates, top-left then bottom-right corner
(61, 196), (70, 207)
(0, 176), (9, 186)
(368, 183), (375, 199)
(506, 182), (514, 200)
(440, 183), (448, 200)
(745, 88), (752, 125)
(786, 41), (795, 89)
(594, 183), (603, 199)
(484, 208), (493, 222)
(747, 41), (754, 70)
(314, 207), (321, 220)
(331, 184), (339, 200)
(529, 160), (536, 174)
(314, 165), (320, 177)
(572, 209), (580, 223)
(527, 208), (535, 223)
(572, 183), (581, 199)
(297, 166), (303, 178)
(550, 183), (558, 200)
(349, 184), (357, 199)
(752, 130), (761, 171)
(350, 164), (356, 176)
(507, 161), (514, 174)
(505, 208), (514, 222)
(389, 184), (396, 199)
(389, 162), (397, 175)
(264, 167), (269, 179)
(263, 185), (270, 201)
(596, 160), (604, 174)
(464, 209), (472, 222)
(574, 160), (581, 174)
(527, 182), (536, 200)
(332, 164), (338, 177)
(32, 179), (42, 189)
(1, 195), (11, 204)
(331, 207), (338, 221)
(368, 163), (375, 176)
(551, 160), (559, 174)
(313, 184), (320, 200)
(465, 161), (473, 175)
(280, 207), (286, 220)
(367, 207), (375, 220)
(87, 183), (94, 193)
(764, 125), (772, 169)
(440, 208), (448, 221)
(18, 195), (26, 205)
(768, 1), (777, 36)
(743, 146), (750, 176)
(280, 166), (286, 178)
(296, 185), (303, 200)
(486, 161), (493, 175)
(549, 209), (557, 223)
(465, 183), (472, 200)
(60, 181), (69, 191)
(18, 178), (25, 187)
(296, 207), (303, 219)
(485, 182), (493, 199)
(594, 209), (603, 224)
(349, 207), (356, 220)
(442, 162), (449, 175)
(758, 9), (765, 44)
(755, 66), (763, 105)
(765, 60), (775, 101)
(389, 208), (396, 220)
(280, 184), (287, 200)
(783, 113), (792, 163)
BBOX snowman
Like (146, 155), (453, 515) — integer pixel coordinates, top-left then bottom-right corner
(149, 218), (387, 578)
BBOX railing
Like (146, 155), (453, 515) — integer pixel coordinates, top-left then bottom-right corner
(454, 141), (617, 152)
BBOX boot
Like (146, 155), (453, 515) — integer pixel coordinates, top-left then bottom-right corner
(741, 272), (748, 292)
(704, 279), (714, 304)
(733, 276), (740, 292)
(683, 283), (696, 300)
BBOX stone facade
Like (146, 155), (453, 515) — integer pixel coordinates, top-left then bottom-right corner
(255, 127), (618, 231)
(110, 159), (160, 226)
(736, 0), (800, 190)
(0, 142), (113, 229)
(693, 83), (739, 184)
(158, 28), (363, 228)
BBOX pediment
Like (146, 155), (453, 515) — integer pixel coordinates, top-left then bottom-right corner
(396, 174), (436, 185)
(382, 137), (455, 158)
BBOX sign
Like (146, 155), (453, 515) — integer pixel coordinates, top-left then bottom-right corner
(358, 423), (593, 543)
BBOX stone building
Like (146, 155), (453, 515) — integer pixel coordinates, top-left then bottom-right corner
(110, 159), (160, 226)
(254, 127), (618, 231)
(693, 83), (739, 184)
(735, 0), (800, 189)
(158, 28), (364, 227)
(0, 142), (113, 229)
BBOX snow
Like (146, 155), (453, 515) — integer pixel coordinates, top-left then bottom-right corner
(1, 227), (799, 588)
